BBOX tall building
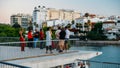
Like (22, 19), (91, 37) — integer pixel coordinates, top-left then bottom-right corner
(11, 13), (32, 28)
(32, 6), (47, 30)
(46, 8), (80, 21)
(32, 6), (81, 29)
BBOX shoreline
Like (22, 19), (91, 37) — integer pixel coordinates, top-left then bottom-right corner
(76, 40), (120, 45)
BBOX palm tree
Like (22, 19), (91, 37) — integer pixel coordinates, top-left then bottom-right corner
(84, 13), (89, 18)
(28, 21), (33, 30)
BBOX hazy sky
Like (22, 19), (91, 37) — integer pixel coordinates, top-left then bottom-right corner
(0, 0), (120, 24)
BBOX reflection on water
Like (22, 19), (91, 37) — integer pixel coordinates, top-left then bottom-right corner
(70, 45), (120, 63)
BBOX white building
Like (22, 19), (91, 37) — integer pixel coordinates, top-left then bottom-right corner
(102, 21), (116, 31)
(116, 16), (120, 30)
(32, 6), (81, 30)
(75, 17), (103, 31)
(32, 6), (47, 30)
(46, 19), (71, 27)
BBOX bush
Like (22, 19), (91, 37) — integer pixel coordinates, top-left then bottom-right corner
(0, 24), (20, 37)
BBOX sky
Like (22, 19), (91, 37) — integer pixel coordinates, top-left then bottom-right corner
(0, 0), (120, 24)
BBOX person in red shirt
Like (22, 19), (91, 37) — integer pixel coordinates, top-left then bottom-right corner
(66, 65), (70, 68)
(27, 29), (33, 48)
(39, 29), (44, 49)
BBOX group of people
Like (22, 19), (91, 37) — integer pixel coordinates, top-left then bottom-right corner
(19, 28), (44, 51)
(19, 26), (70, 54)
(55, 26), (70, 53)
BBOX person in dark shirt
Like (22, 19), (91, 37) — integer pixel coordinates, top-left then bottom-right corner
(33, 29), (39, 48)
(59, 28), (66, 52)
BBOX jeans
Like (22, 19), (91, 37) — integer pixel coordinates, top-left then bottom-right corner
(34, 38), (38, 48)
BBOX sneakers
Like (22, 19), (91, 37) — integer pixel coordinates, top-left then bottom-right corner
(59, 50), (63, 53)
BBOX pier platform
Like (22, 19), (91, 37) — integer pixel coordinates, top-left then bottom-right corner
(0, 46), (102, 68)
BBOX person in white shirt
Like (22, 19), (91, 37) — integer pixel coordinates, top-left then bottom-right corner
(65, 26), (70, 51)
(55, 27), (61, 39)
(46, 27), (52, 53)
(55, 27), (61, 51)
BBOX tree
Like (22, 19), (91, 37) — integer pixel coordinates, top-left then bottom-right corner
(0, 32), (7, 37)
(87, 22), (107, 40)
(12, 23), (21, 28)
(84, 13), (89, 18)
(92, 22), (103, 33)
(71, 20), (75, 24)
(28, 21), (33, 30)
(0, 24), (19, 37)
(66, 23), (71, 28)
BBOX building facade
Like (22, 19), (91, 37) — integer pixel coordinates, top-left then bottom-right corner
(11, 13), (32, 28)
(32, 6), (81, 29)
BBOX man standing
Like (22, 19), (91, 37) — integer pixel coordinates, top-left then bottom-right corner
(55, 27), (61, 51)
(33, 29), (39, 48)
(65, 26), (70, 51)
(59, 28), (66, 53)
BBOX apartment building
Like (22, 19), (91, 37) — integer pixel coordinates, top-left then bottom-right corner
(11, 13), (32, 28)
(32, 6), (81, 29)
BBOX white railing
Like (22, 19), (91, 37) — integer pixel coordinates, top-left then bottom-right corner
(0, 39), (78, 61)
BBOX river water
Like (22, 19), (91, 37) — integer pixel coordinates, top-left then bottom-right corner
(70, 45), (120, 63)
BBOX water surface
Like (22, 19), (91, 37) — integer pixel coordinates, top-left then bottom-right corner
(70, 45), (120, 63)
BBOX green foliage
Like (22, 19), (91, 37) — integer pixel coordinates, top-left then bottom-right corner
(0, 32), (7, 37)
(87, 22), (107, 40)
(71, 20), (75, 24)
(52, 30), (56, 39)
(66, 23), (71, 28)
(0, 24), (19, 37)
(92, 22), (103, 32)
(87, 31), (106, 40)
(84, 13), (89, 17)
(12, 23), (21, 28)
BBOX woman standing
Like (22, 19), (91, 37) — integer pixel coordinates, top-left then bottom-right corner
(46, 27), (52, 53)
(19, 28), (25, 51)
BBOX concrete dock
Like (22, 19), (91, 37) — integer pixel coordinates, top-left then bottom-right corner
(0, 46), (102, 68)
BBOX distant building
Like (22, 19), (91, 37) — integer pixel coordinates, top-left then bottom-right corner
(32, 6), (81, 30)
(11, 13), (32, 29)
(102, 21), (116, 31)
(32, 6), (47, 30)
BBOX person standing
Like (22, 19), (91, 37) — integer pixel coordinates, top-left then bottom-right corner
(33, 29), (39, 48)
(55, 27), (61, 40)
(27, 29), (33, 48)
(39, 29), (44, 49)
(19, 28), (25, 51)
(65, 26), (70, 51)
(55, 27), (61, 51)
(59, 28), (66, 53)
(46, 27), (52, 53)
